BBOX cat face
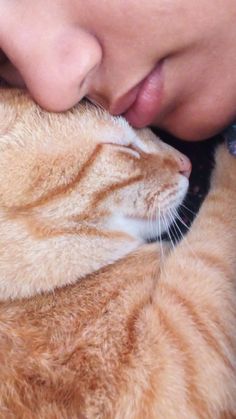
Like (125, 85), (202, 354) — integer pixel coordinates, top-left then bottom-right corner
(0, 89), (190, 298)
(0, 90), (190, 240)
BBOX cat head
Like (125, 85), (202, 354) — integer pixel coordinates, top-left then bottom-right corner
(0, 89), (191, 299)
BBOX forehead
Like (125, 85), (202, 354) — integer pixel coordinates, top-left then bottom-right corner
(72, 103), (153, 153)
(0, 90), (148, 153)
(72, 103), (138, 146)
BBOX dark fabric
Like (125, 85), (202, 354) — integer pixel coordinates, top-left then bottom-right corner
(224, 124), (236, 156)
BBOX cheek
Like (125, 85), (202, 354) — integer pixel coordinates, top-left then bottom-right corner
(114, 175), (187, 217)
(113, 183), (152, 216)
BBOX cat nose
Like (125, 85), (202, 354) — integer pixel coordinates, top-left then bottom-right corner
(178, 154), (192, 178)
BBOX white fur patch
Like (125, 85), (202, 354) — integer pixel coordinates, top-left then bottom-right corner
(106, 214), (169, 242)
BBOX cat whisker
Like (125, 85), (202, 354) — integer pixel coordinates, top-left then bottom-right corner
(166, 209), (179, 245)
(168, 208), (197, 260)
(158, 204), (164, 263)
(172, 207), (191, 232)
(147, 203), (152, 242)
(180, 202), (197, 217)
(147, 195), (156, 242)
(152, 196), (159, 242)
(146, 201), (166, 279)
(168, 208), (187, 242)
(158, 205), (170, 280)
(163, 211), (175, 252)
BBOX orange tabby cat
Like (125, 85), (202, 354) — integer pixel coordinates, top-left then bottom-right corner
(0, 89), (235, 418)
(0, 89), (190, 300)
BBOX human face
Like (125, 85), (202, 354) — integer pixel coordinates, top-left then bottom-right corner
(0, 0), (236, 140)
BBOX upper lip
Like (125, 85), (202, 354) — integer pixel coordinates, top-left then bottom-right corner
(109, 79), (144, 117)
(108, 61), (163, 119)
(88, 61), (163, 119)
(88, 78), (145, 117)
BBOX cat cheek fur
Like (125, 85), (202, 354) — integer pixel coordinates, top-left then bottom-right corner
(100, 142), (189, 241)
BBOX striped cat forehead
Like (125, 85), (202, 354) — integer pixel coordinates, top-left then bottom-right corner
(99, 120), (149, 152)
(81, 109), (150, 153)
(0, 92), (153, 155)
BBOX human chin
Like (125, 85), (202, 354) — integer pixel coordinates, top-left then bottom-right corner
(156, 117), (212, 141)
(152, 104), (233, 142)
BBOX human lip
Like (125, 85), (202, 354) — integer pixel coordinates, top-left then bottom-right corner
(125, 62), (164, 128)
(114, 62), (164, 128)
(109, 82), (141, 117)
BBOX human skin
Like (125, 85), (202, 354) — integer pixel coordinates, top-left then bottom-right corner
(0, 0), (236, 140)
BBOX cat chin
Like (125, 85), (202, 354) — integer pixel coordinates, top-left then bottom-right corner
(106, 214), (170, 242)
(106, 176), (189, 242)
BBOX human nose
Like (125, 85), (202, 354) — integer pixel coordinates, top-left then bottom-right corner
(32, 29), (103, 112)
(2, 28), (103, 112)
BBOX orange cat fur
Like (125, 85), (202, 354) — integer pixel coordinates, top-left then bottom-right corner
(0, 89), (190, 300)
(0, 89), (235, 418)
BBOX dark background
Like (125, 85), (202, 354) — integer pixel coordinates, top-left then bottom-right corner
(152, 127), (222, 241)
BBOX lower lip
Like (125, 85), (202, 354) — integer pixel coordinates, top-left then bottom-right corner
(124, 62), (164, 128)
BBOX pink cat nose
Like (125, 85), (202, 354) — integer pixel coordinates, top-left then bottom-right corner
(178, 155), (192, 178)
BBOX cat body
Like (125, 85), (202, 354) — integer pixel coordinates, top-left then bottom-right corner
(0, 90), (235, 418)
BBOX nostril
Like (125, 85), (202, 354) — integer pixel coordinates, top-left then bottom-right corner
(179, 155), (192, 179)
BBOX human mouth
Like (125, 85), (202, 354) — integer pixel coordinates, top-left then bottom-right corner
(86, 62), (164, 126)
(110, 63), (164, 128)
(123, 62), (164, 128)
